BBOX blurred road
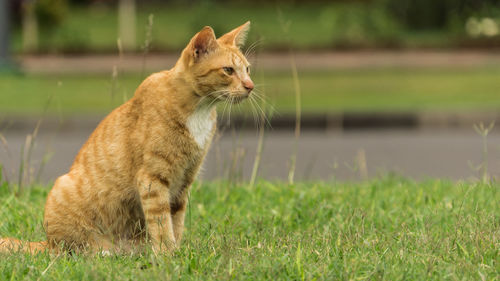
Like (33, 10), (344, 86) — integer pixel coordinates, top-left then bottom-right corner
(1, 125), (499, 185)
(19, 50), (500, 74)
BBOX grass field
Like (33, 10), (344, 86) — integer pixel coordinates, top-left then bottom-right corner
(0, 177), (498, 280)
(1, 66), (500, 116)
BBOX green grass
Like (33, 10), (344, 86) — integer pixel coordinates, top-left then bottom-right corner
(1, 66), (500, 116)
(0, 178), (498, 280)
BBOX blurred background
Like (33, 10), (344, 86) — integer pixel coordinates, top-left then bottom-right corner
(1, 0), (500, 185)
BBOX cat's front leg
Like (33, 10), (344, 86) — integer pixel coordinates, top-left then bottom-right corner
(171, 195), (188, 247)
(136, 169), (176, 254)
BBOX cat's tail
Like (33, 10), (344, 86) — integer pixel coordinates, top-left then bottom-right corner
(0, 237), (47, 254)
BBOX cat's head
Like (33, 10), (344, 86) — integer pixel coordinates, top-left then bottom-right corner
(178, 22), (254, 104)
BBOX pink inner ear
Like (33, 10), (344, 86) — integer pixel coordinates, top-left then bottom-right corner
(193, 27), (218, 57)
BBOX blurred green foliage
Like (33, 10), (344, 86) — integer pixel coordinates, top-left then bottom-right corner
(8, 0), (500, 53)
(35, 0), (68, 28)
(319, 3), (401, 47)
(382, 0), (499, 29)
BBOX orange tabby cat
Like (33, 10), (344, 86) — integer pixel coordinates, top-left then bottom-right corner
(0, 22), (254, 254)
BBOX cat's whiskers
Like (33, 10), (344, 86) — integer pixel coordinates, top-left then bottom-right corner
(228, 95), (234, 124)
(249, 88), (275, 116)
(196, 94), (213, 108)
(207, 89), (228, 100)
(244, 39), (264, 58)
(247, 96), (260, 129)
(251, 95), (269, 130)
(249, 92), (272, 129)
(253, 87), (274, 108)
(220, 95), (231, 125)
(197, 90), (230, 109)
(205, 86), (271, 129)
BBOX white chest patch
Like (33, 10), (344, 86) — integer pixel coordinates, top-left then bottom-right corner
(186, 107), (215, 148)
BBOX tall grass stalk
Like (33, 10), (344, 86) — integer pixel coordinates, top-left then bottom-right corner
(0, 164), (6, 188)
(473, 121), (494, 184)
(213, 131), (224, 179)
(287, 53), (301, 185)
(356, 148), (368, 180)
(34, 151), (53, 183)
(249, 114), (265, 188)
(248, 47), (267, 188)
(277, 10), (302, 185)
(110, 38), (123, 103)
(0, 133), (12, 185)
(18, 120), (43, 194)
(141, 14), (154, 80)
(227, 132), (245, 184)
(12, 81), (58, 192)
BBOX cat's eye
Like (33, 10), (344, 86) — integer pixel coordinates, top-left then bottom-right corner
(223, 67), (234, 75)
(246, 66), (250, 74)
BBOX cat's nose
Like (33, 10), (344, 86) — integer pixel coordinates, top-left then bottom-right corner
(243, 79), (254, 92)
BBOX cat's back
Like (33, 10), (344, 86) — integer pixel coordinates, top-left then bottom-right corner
(70, 71), (172, 171)
(71, 96), (140, 171)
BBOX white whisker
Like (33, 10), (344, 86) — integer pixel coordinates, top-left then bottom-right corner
(251, 90), (276, 116)
(251, 95), (272, 129)
(245, 39), (265, 58)
(248, 96), (261, 130)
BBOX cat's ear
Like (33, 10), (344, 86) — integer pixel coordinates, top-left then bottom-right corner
(218, 21), (251, 48)
(191, 26), (218, 61)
